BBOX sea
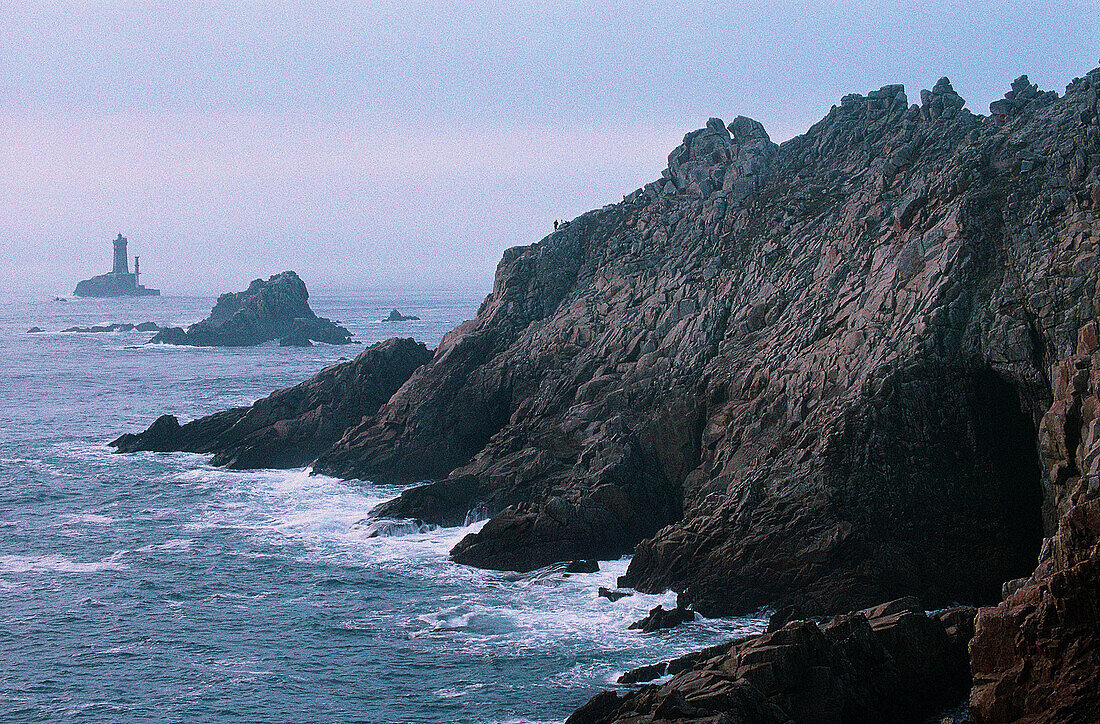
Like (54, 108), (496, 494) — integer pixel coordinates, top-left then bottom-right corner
(0, 290), (766, 724)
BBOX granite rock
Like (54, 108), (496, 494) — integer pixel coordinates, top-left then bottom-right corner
(571, 598), (975, 723)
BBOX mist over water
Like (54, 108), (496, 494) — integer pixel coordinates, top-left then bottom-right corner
(0, 291), (766, 723)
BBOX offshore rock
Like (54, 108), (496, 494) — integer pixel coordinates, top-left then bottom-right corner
(74, 272), (160, 297)
(384, 309), (420, 321)
(60, 322), (166, 333)
(148, 271), (352, 347)
(570, 598), (975, 724)
(628, 604), (696, 632)
(110, 338), (430, 469)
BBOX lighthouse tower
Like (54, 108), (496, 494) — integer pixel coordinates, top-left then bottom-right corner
(112, 233), (129, 275)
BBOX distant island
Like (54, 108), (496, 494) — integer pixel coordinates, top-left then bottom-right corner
(74, 234), (160, 297)
(383, 309), (419, 321)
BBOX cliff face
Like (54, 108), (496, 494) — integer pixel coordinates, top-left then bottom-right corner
(310, 70), (1099, 623)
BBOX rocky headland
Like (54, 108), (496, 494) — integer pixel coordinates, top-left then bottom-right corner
(116, 67), (1100, 721)
(149, 271), (353, 347)
(112, 337), (430, 468)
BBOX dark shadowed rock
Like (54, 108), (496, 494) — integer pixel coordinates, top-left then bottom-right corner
(384, 309), (420, 321)
(149, 271), (353, 347)
(278, 326), (313, 347)
(598, 587), (632, 602)
(628, 604), (695, 632)
(617, 661), (667, 684)
(572, 598), (976, 723)
(369, 475), (487, 527)
(26, 327), (44, 333)
(111, 338), (430, 469)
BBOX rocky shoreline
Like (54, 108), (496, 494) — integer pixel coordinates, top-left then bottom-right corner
(114, 66), (1100, 721)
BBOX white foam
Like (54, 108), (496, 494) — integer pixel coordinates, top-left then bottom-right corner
(164, 461), (767, 688)
(135, 538), (192, 552)
(0, 550), (126, 574)
(58, 513), (116, 526)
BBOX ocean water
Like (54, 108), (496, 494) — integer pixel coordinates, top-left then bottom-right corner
(0, 291), (766, 724)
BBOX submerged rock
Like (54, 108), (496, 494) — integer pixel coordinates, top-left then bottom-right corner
(111, 337), (431, 469)
(149, 271), (352, 347)
(355, 518), (438, 538)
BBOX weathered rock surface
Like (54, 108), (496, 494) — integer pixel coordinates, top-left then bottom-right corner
(571, 598), (976, 724)
(967, 333), (1100, 722)
(304, 67), (1100, 617)
(110, 338), (430, 469)
(148, 271), (353, 347)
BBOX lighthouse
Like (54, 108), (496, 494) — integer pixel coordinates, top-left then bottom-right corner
(74, 233), (160, 297)
(112, 233), (129, 275)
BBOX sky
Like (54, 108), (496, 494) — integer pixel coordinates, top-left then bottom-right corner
(1, 1), (1097, 296)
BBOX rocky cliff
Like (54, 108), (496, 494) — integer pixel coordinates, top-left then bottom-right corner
(310, 70), (1097, 613)
(149, 271), (353, 346)
(117, 68), (1100, 721)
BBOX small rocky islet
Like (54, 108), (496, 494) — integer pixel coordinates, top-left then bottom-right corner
(113, 67), (1100, 722)
(383, 309), (420, 322)
(148, 271), (354, 347)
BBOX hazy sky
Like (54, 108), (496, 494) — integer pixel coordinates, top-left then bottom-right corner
(1, 1), (1097, 296)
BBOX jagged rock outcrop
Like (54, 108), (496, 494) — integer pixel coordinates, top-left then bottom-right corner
(628, 604), (695, 632)
(110, 338), (430, 468)
(569, 598), (976, 724)
(304, 67), (1100, 617)
(149, 271), (353, 346)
